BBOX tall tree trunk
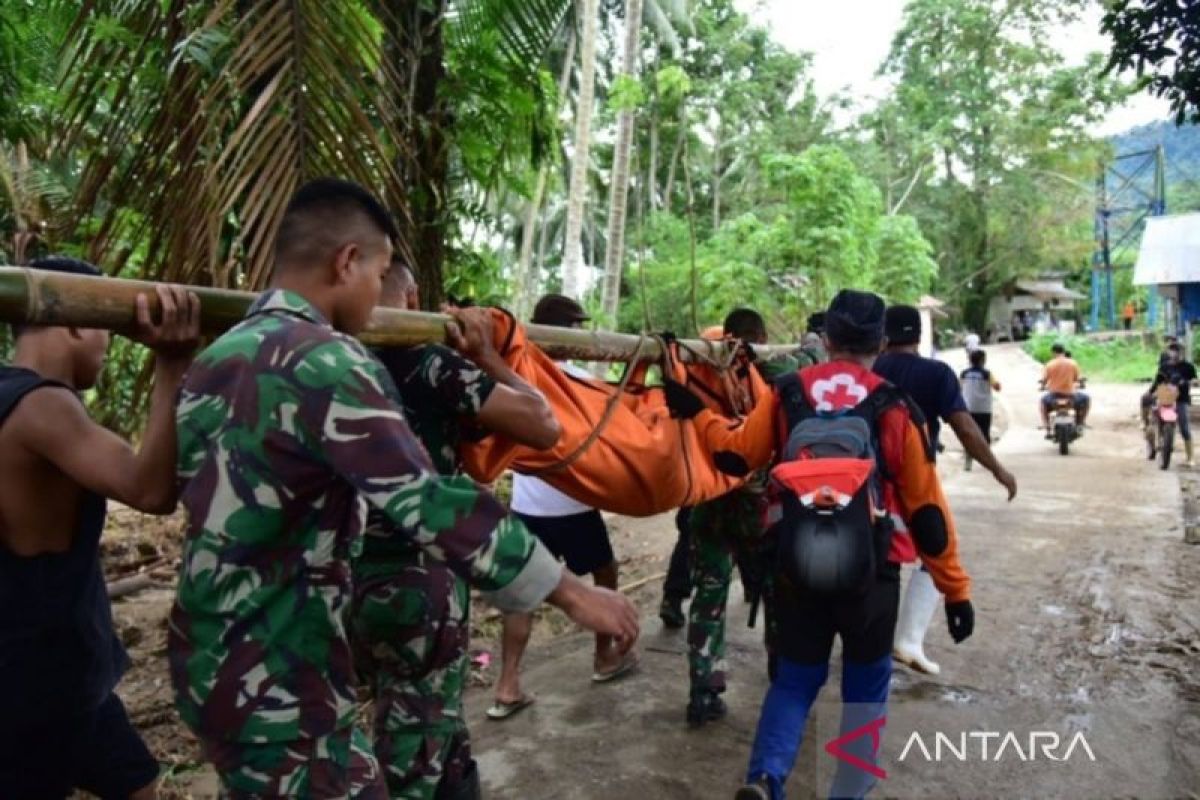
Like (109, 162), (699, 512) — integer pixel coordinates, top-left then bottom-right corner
(647, 97), (660, 211)
(513, 30), (576, 318)
(663, 113), (686, 213)
(711, 121), (722, 230)
(390, 0), (449, 309)
(601, 0), (645, 323)
(560, 0), (600, 300)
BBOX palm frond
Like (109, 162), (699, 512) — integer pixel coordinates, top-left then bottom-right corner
(60, 0), (415, 289)
(449, 0), (572, 78)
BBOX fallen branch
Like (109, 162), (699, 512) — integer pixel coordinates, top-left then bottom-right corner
(106, 573), (157, 599)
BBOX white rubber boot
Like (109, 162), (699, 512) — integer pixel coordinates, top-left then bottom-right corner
(893, 568), (942, 676)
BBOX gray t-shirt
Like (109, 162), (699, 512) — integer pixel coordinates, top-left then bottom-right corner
(959, 366), (994, 414)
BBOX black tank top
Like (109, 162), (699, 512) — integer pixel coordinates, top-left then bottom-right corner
(0, 365), (128, 723)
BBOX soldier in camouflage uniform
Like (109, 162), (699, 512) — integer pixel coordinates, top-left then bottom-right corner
(687, 308), (800, 727)
(351, 264), (560, 799)
(169, 179), (638, 797)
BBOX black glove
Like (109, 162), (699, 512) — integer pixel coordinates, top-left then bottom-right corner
(664, 377), (705, 420)
(713, 450), (751, 477)
(946, 599), (975, 643)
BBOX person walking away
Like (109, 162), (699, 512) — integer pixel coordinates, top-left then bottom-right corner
(960, 349), (1001, 472)
(1123, 301), (1136, 331)
(662, 290), (974, 799)
(351, 262), (562, 798)
(490, 294), (637, 721)
(1151, 342), (1197, 466)
(874, 306), (1012, 677)
(683, 308), (800, 728)
(0, 257), (200, 799)
(1039, 343), (1090, 433)
(169, 180), (639, 797)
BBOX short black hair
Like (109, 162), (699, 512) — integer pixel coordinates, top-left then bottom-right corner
(723, 307), (766, 341)
(1051, 343), (1065, 355)
(1168, 342), (1182, 353)
(969, 348), (986, 367)
(12, 257), (102, 337)
(274, 177), (398, 268)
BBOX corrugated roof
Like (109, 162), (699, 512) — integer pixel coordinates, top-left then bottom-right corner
(1134, 212), (1200, 286)
(1014, 280), (1087, 301)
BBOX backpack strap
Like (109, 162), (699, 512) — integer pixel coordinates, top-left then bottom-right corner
(774, 371), (813, 434)
(850, 382), (936, 467)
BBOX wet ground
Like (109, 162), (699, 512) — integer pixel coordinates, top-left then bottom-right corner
(99, 344), (1200, 798)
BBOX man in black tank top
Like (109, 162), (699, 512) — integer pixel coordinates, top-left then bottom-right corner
(0, 257), (199, 799)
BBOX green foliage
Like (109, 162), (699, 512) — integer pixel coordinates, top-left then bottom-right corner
(1102, 0), (1200, 125)
(1025, 332), (1160, 383)
(608, 74), (645, 112)
(761, 146), (883, 308)
(873, 214), (938, 303)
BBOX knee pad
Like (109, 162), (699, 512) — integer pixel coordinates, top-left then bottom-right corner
(910, 505), (949, 556)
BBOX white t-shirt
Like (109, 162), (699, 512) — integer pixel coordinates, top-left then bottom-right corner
(510, 361), (594, 518)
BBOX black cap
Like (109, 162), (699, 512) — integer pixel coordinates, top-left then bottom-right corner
(884, 304), (922, 346)
(531, 294), (590, 328)
(824, 290), (886, 352)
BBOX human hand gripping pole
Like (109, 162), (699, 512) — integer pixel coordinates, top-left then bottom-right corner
(945, 599), (975, 643)
(547, 570), (641, 652)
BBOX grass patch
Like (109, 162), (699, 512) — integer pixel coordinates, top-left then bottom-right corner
(1024, 333), (1160, 383)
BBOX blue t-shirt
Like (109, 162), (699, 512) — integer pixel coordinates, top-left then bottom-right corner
(873, 351), (967, 450)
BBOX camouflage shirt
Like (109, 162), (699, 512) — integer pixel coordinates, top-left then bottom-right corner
(374, 344), (496, 475)
(359, 344), (496, 566)
(169, 290), (560, 744)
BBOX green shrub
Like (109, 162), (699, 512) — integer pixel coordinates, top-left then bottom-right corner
(1024, 333), (1159, 383)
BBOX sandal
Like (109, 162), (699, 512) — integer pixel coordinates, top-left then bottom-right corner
(592, 652), (640, 683)
(486, 695), (535, 721)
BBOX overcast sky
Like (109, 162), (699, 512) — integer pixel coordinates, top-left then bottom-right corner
(736, 0), (1173, 136)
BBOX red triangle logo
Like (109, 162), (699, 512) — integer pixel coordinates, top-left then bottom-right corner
(823, 715), (888, 780)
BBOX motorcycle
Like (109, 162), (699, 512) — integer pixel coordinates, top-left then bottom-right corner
(1145, 383), (1180, 470)
(1043, 378), (1086, 456)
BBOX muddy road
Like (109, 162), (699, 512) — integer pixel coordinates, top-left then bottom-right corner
(466, 344), (1200, 799)
(99, 344), (1200, 798)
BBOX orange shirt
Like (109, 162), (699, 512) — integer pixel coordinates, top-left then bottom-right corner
(1043, 356), (1081, 394)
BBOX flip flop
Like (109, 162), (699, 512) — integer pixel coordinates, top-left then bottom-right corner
(486, 695), (535, 721)
(592, 652), (640, 684)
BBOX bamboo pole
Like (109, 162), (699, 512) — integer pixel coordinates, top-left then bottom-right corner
(0, 267), (794, 364)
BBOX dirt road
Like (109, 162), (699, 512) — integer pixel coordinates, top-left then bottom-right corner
(466, 344), (1200, 799)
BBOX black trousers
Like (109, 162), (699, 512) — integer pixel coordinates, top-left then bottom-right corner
(772, 565), (901, 665)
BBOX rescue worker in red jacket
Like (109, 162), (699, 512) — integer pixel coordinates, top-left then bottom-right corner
(664, 290), (974, 800)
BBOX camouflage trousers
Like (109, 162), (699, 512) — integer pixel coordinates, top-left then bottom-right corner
(351, 552), (473, 800)
(202, 725), (386, 799)
(686, 491), (765, 694)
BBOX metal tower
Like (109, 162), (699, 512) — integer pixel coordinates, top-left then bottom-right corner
(1091, 146), (1166, 330)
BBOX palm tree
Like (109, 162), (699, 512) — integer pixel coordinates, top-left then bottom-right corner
(59, 0), (573, 296)
(599, 0), (645, 324)
(558, 0), (600, 301)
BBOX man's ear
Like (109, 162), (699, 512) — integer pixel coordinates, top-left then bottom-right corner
(331, 242), (358, 286)
(877, 336), (889, 354)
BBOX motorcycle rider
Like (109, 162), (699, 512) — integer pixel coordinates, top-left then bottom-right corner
(1150, 342), (1197, 466)
(1039, 344), (1089, 434)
